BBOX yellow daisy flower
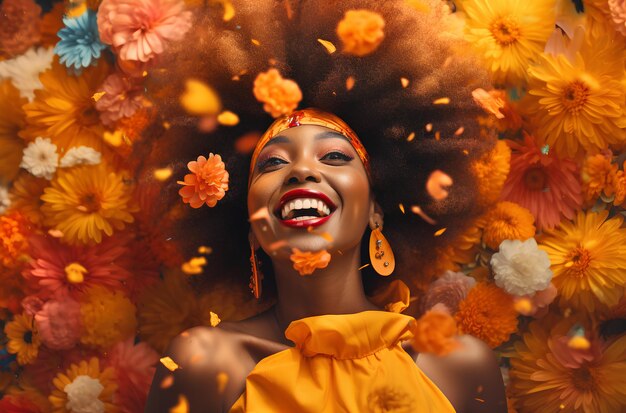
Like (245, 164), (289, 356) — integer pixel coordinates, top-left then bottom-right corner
(4, 313), (40, 365)
(509, 315), (626, 413)
(461, 0), (556, 86)
(0, 80), (27, 183)
(21, 58), (110, 153)
(41, 163), (135, 245)
(524, 39), (626, 158)
(49, 357), (118, 413)
(538, 210), (626, 312)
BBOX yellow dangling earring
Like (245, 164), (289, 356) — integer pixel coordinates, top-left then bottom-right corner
(249, 240), (263, 299)
(369, 223), (395, 276)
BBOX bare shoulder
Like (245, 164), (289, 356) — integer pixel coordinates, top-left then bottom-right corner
(143, 326), (255, 413)
(416, 335), (507, 413)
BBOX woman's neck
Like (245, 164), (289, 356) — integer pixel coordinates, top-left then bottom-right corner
(271, 245), (379, 333)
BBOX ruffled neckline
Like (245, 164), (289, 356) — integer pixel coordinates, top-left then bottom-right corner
(285, 310), (415, 359)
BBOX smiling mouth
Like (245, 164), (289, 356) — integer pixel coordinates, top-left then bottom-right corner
(275, 189), (337, 228)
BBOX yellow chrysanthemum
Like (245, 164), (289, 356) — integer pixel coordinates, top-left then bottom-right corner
(4, 313), (40, 365)
(49, 357), (119, 413)
(471, 140), (511, 206)
(80, 286), (136, 350)
(509, 315), (626, 413)
(538, 210), (626, 312)
(8, 173), (48, 225)
(461, 0), (556, 86)
(138, 270), (265, 353)
(41, 163), (135, 245)
(0, 80), (27, 183)
(480, 201), (536, 250)
(524, 40), (626, 158)
(432, 220), (483, 277)
(21, 59), (110, 152)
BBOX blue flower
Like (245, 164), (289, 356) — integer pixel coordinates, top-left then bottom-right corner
(54, 9), (106, 71)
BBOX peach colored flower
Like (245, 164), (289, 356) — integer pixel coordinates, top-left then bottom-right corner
(336, 9), (385, 57)
(501, 135), (582, 230)
(290, 248), (331, 276)
(421, 270), (476, 314)
(0, 0), (41, 57)
(95, 73), (146, 127)
(410, 310), (459, 356)
(106, 338), (158, 413)
(609, 0), (626, 36)
(514, 283), (557, 318)
(177, 153), (229, 208)
(97, 0), (192, 63)
(253, 69), (302, 118)
(35, 293), (82, 350)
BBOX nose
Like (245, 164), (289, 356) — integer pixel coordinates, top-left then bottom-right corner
(285, 157), (322, 185)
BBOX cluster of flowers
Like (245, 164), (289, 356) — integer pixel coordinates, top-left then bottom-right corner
(0, 0), (625, 412)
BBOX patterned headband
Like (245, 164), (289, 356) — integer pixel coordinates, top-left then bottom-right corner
(248, 108), (371, 188)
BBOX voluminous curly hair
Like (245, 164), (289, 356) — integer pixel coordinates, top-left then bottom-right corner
(138, 0), (494, 313)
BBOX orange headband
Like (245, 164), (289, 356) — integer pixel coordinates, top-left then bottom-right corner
(248, 108), (371, 187)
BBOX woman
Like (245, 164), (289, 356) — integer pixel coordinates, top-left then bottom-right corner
(143, 0), (506, 411)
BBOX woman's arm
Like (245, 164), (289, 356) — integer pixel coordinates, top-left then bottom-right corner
(143, 327), (249, 413)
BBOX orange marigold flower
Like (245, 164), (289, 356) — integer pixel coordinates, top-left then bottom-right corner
(472, 140), (511, 206)
(253, 69), (302, 118)
(480, 201), (536, 250)
(336, 9), (385, 57)
(0, 212), (29, 268)
(410, 310), (459, 356)
(455, 283), (518, 348)
(290, 248), (331, 276)
(581, 153), (617, 204)
(178, 153), (229, 208)
(612, 164), (626, 206)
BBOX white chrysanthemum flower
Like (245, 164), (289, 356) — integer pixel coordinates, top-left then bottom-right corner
(20, 137), (59, 180)
(0, 47), (54, 101)
(0, 186), (10, 215)
(491, 238), (553, 296)
(60, 146), (102, 168)
(64, 375), (105, 413)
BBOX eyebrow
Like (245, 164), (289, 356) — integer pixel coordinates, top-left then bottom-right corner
(261, 131), (350, 149)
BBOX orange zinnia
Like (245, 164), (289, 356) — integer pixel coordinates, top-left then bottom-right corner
(253, 69), (302, 118)
(290, 248), (331, 276)
(410, 310), (459, 356)
(178, 153), (229, 208)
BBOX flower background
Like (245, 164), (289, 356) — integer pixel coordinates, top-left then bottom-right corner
(0, 0), (625, 412)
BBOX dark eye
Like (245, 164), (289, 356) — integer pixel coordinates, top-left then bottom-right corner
(321, 151), (353, 162)
(259, 156), (287, 170)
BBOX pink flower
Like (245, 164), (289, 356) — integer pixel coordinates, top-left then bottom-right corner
(35, 293), (82, 350)
(609, 0), (626, 36)
(97, 0), (192, 63)
(550, 334), (602, 369)
(23, 235), (131, 298)
(106, 338), (159, 413)
(95, 73), (146, 127)
(514, 283), (558, 318)
(21, 295), (45, 317)
(501, 135), (582, 230)
(422, 270), (476, 315)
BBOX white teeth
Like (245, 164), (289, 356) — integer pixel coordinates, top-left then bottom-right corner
(280, 197), (334, 220)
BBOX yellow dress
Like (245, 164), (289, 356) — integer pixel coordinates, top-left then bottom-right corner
(229, 310), (456, 412)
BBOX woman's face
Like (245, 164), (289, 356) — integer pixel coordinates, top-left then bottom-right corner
(248, 124), (373, 258)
